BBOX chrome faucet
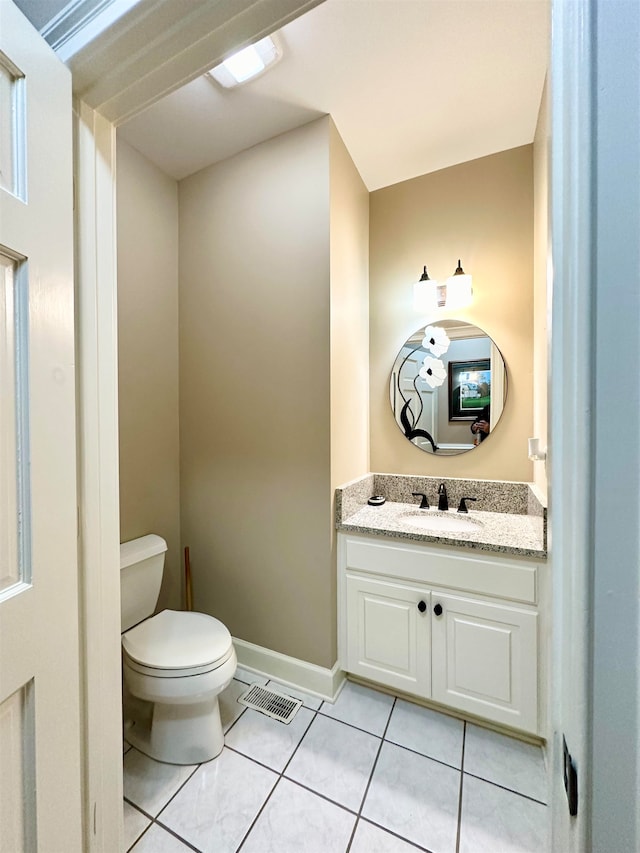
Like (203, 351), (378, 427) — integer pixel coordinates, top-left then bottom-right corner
(437, 483), (449, 511)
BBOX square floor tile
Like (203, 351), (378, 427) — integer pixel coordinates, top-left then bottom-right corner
(459, 774), (549, 853)
(350, 819), (425, 852)
(224, 705), (314, 771)
(219, 679), (248, 733)
(123, 801), (151, 851)
(158, 747), (277, 853)
(464, 724), (547, 803)
(267, 679), (323, 710)
(241, 778), (356, 853)
(319, 681), (394, 736)
(123, 748), (197, 817)
(130, 823), (194, 852)
(285, 714), (380, 811)
(362, 741), (460, 853)
(385, 699), (464, 769)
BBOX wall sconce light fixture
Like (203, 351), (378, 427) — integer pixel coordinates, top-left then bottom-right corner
(412, 260), (473, 312)
(413, 266), (438, 312)
(445, 260), (473, 309)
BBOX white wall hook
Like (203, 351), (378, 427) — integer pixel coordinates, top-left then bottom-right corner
(528, 437), (547, 461)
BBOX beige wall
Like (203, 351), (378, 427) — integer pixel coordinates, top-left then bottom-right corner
(533, 79), (549, 494)
(370, 146), (535, 481)
(117, 126), (540, 670)
(329, 121), (370, 489)
(328, 121), (370, 662)
(116, 138), (181, 611)
(178, 118), (336, 668)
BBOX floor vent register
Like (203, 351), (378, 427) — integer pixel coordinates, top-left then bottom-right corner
(238, 684), (302, 724)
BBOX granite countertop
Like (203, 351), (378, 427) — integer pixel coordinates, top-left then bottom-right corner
(338, 500), (546, 559)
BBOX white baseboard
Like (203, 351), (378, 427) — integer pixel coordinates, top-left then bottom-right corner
(232, 637), (345, 703)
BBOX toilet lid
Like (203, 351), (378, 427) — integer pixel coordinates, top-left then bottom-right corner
(122, 609), (232, 670)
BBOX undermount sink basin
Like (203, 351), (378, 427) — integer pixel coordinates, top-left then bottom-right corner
(399, 510), (482, 534)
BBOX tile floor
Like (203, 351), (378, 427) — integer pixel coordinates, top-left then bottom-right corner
(123, 669), (549, 853)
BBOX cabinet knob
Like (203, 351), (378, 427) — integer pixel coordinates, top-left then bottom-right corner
(417, 600), (427, 613)
(433, 603), (443, 616)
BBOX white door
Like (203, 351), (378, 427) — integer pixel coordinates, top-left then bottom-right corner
(0, 3), (82, 850)
(346, 574), (431, 695)
(431, 592), (538, 733)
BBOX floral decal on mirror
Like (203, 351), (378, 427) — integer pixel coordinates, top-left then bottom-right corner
(395, 325), (451, 452)
(419, 356), (447, 388)
(422, 325), (451, 357)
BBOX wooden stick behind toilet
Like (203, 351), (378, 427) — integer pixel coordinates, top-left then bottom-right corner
(184, 546), (193, 611)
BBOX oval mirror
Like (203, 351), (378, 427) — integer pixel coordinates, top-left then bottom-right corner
(389, 319), (507, 455)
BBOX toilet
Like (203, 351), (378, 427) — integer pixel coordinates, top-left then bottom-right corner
(120, 534), (237, 765)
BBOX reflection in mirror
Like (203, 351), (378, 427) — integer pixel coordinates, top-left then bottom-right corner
(389, 320), (507, 455)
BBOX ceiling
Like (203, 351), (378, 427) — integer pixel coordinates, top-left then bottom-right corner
(14, 0), (72, 30)
(19, 0), (549, 192)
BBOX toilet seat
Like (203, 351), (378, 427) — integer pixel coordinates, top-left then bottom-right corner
(123, 645), (235, 679)
(122, 609), (233, 677)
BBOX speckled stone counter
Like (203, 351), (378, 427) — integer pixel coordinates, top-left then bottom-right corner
(336, 474), (547, 558)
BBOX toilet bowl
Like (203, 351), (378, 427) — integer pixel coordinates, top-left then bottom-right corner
(120, 536), (237, 764)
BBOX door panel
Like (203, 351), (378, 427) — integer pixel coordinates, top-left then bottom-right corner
(0, 2), (82, 849)
(431, 592), (538, 733)
(0, 48), (25, 199)
(346, 574), (431, 695)
(451, 617), (512, 702)
(0, 684), (35, 852)
(0, 254), (22, 593)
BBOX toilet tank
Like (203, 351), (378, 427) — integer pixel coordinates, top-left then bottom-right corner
(120, 534), (168, 632)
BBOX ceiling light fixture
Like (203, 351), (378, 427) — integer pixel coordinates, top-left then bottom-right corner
(207, 35), (281, 89)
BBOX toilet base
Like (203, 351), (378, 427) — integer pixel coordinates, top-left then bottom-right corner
(122, 638), (237, 765)
(125, 695), (225, 765)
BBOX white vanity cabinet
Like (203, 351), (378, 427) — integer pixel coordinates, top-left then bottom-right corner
(345, 574), (431, 695)
(429, 592), (538, 730)
(338, 532), (543, 735)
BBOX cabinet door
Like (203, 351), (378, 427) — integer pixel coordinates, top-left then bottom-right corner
(345, 574), (430, 695)
(431, 593), (538, 733)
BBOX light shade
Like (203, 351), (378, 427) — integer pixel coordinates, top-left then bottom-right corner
(445, 259), (473, 309)
(207, 36), (281, 88)
(413, 266), (438, 312)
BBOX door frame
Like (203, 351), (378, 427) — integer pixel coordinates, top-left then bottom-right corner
(71, 3), (326, 849)
(548, 0), (595, 848)
(575, 1), (639, 849)
(589, 1), (640, 842)
(72, 0), (640, 849)
(74, 100), (123, 852)
(549, 0), (640, 850)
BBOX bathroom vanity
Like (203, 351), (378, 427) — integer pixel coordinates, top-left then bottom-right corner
(336, 475), (547, 737)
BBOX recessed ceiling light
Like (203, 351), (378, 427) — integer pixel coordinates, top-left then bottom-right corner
(207, 35), (281, 89)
